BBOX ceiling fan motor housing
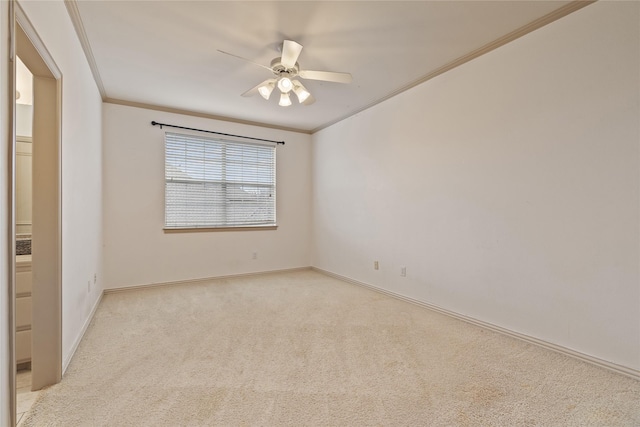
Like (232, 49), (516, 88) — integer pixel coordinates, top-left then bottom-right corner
(270, 57), (299, 78)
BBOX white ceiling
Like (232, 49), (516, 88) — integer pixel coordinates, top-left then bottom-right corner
(72, 0), (577, 133)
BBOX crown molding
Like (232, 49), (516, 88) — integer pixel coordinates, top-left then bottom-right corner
(311, 0), (597, 134)
(64, 0), (106, 99)
(103, 98), (312, 135)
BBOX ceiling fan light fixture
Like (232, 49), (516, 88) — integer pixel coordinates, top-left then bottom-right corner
(277, 77), (293, 93)
(292, 81), (311, 103)
(258, 82), (275, 100)
(220, 40), (352, 108)
(279, 92), (292, 107)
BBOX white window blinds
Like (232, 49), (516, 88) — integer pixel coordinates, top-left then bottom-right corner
(164, 132), (276, 229)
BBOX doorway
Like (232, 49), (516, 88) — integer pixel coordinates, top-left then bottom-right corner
(11, 6), (62, 424)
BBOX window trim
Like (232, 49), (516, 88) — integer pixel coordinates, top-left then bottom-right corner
(163, 225), (278, 233)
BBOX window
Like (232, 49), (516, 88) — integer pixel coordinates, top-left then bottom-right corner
(164, 132), (276, 229)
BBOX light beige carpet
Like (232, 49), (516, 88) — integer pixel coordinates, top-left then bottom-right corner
(23, 270), (640, 426)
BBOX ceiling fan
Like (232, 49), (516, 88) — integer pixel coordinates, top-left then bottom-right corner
(218, 40), (352, 107)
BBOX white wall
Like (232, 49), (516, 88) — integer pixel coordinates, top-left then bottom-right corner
(102, 103), (311, 289)
(17, 0), (103, 368)
(312, 1), (640, 372)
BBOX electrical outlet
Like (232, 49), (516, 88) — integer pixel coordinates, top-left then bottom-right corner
(94, 274), (97, 284)
(252, 252), (257, 260)
(401, 266), (407, 277)
(374, 261), (379, 270)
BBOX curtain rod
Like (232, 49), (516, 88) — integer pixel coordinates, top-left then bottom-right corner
(151, 121), (285, 145)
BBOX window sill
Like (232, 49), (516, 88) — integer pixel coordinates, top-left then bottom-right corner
(163, 225), (278, 233)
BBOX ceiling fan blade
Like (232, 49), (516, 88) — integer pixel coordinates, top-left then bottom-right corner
(241, 79), (276, 97)
(299, 69), (352, 84)
(302, 93), (316, 106)
(281, 40), (303, 69)
(217, 50), (272, 71)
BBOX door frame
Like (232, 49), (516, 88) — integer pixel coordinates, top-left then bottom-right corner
(12, 0), (63, 414)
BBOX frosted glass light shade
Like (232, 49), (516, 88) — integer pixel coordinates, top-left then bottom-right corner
(258, 82), (275, 100)
(293, 81), (310, 103)
(277, 77), (293, 93)
(279, 92), (292, 107)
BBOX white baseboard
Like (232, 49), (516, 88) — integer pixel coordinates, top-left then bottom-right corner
(104, 267), (312, 294)
(63, 290), (103, 375)
(312, 267), (640, 381)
